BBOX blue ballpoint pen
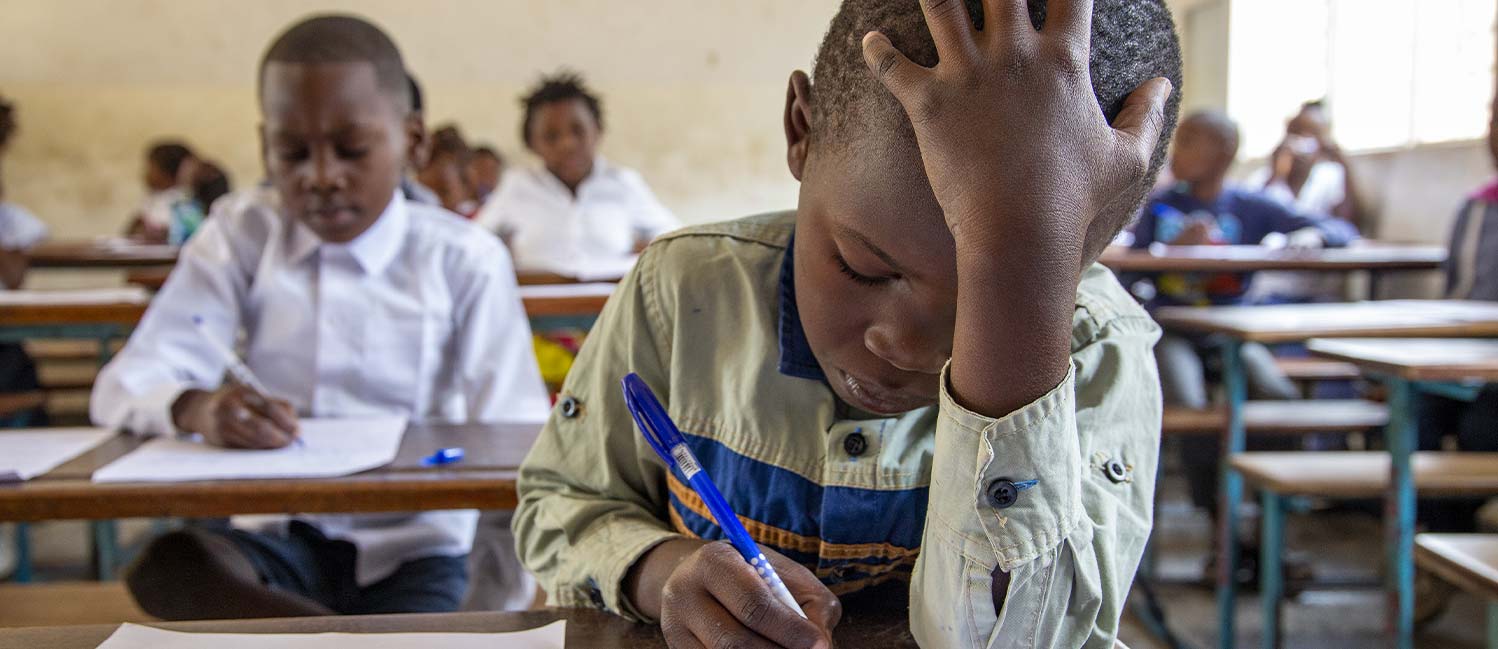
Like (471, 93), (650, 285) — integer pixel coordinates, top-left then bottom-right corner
(621, 373), (807, 619)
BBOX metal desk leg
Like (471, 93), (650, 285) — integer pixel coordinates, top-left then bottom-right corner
(1260, 492), (1286, 649)
(1488, 601), (1498, 649)
(91, 520), (118, 581)
(12, 522), (32, 583)
(1218, 339), (1248, 649)
(1385, 378), (1417, 649)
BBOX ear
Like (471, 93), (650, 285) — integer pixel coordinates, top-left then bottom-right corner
(783, 71), (813, 181)
(257, 122), (270, 182)
(404, 111), (429, 172)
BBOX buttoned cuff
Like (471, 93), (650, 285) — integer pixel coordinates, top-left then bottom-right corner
(554, 515), (681, 622)
(930, 362), (1082, 573)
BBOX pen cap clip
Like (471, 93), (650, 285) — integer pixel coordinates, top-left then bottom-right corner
(620, 373), (681, 469)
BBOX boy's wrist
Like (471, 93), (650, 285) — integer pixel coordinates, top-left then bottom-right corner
(623, 537), (708, 621)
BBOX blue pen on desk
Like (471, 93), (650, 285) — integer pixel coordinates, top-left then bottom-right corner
(423, 447), (465, 466)
(621, 373), (807, 619)
(191, 315), (303, 448)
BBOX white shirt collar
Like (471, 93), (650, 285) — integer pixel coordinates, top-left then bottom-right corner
(285, 190), (408, 275)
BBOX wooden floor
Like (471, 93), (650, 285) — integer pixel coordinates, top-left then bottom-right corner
(0, 582), (151, 628)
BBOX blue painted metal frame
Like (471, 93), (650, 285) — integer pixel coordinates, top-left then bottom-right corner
(1385, 377), (1418, 649)
(1218, 339), (1247, 649)
(1260, 492), (1285, 649)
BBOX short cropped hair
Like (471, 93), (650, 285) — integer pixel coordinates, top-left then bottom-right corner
(0, 96), (14, 148)
(147, 141), (194, 178)
(811, 0), (1183, 229)
(258, 15), (410, 111)
(520, 71), (604, 146)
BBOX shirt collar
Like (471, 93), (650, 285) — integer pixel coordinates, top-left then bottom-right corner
(538, 155), (609, 197)
(777, 233), (827, 383)
(285, 190), (408, 275)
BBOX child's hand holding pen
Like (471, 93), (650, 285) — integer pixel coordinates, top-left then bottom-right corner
(170, 381), (301, 450)
(167, 315), (302, 449)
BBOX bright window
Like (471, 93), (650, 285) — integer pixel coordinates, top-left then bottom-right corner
(1228, 0), (1495, 158)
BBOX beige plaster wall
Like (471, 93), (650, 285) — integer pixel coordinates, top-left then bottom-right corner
(0, 0), (841, 239)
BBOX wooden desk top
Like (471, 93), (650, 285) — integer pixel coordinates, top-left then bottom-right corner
(1153, 300), (1498, 344)
(1098, 243), (1447, 274)
(0, 288), (611, 327)
(1307, 338), (1498, 382)
(0, 607), (918, 649)
(1414, 534), (1498, 602)
(0, 422), (540, 522)
(28, 241), (178, 269)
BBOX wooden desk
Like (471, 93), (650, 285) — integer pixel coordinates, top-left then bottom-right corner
(0, 607), (918, 649)
(1098, 243), (1446, 274)
(0, 288), (611, 331)
(0, 422), (540, 522)
(1414, 534), (1498, 649)
(1157, 301), (1498, 649)
(27, 241), (178, 270)
(1295, 337), (1498, 648)
(1307, 338), (1498, 382)
(1154, 300), (1498, 344)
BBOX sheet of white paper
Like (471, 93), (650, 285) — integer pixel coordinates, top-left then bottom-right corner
(517, 282), (617, 299)
(91, 417), (407, 483)
(94, 621), (566, 649)
(533, 255), (636, 282)
(0, 428), (116, 482)
(0, 288), (150, 306)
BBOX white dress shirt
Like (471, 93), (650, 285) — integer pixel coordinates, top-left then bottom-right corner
(91, 188), (550, 585)
(475, 156), (678, 273)
(1247, 160), (1354, 302)
(0, 202), (48, 250)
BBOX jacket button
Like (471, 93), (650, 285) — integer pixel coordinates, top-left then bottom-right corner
(559, 396), (581, 418)
(1105, 459), (1129, 483)
(843, 431), (868, 457)
(987, 479), (1019, 509)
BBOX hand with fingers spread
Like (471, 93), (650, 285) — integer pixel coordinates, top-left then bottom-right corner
(859, 0), (1176, 417)
(628, 539), (841, 649)
(171, 383), (300, 449)
(861, 0), (1174, 261)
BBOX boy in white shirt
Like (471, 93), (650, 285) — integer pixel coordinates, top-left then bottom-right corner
(475, 73), (678, 274)
(90, 15), (548, 619)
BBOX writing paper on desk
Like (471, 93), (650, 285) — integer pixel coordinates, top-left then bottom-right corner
(0, 287), (150, 306)
(91, 417), (407, 483)
(0, 428), (115, 482)
(94, 621), (566, 649)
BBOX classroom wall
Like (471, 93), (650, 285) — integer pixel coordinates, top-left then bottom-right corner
(0, 0), (841, 240)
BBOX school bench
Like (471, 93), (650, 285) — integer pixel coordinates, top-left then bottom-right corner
(0, 581), (149, 628)
(25, 240), (177, 270)
(1414, 534), (1498, 649)
(1153, 301), (1498, 649)
(1160, 400), (1388, 437)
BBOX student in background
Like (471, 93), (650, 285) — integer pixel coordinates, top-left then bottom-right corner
(0, 93), (49, 581)
(1247, 100), (1367, 303)
(399, 74), (440, 207)
(1133, 110), (1355, 581)
(91, 15), (548, 619)
(475, 72), (678, 273)
(167, 159), (232, 247)
(514, 1), (1182, 646)
(464, 146), (504, 206)
(0, 92), (49, 418)
(416, 124), (475, 215)
(127, 141), (195, 243)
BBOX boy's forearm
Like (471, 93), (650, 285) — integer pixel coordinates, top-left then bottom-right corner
(949, 234), (1082, 418)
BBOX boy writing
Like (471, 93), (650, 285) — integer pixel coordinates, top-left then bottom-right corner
(91, 15), (548, 619)
(514, 1), (1180, 647)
